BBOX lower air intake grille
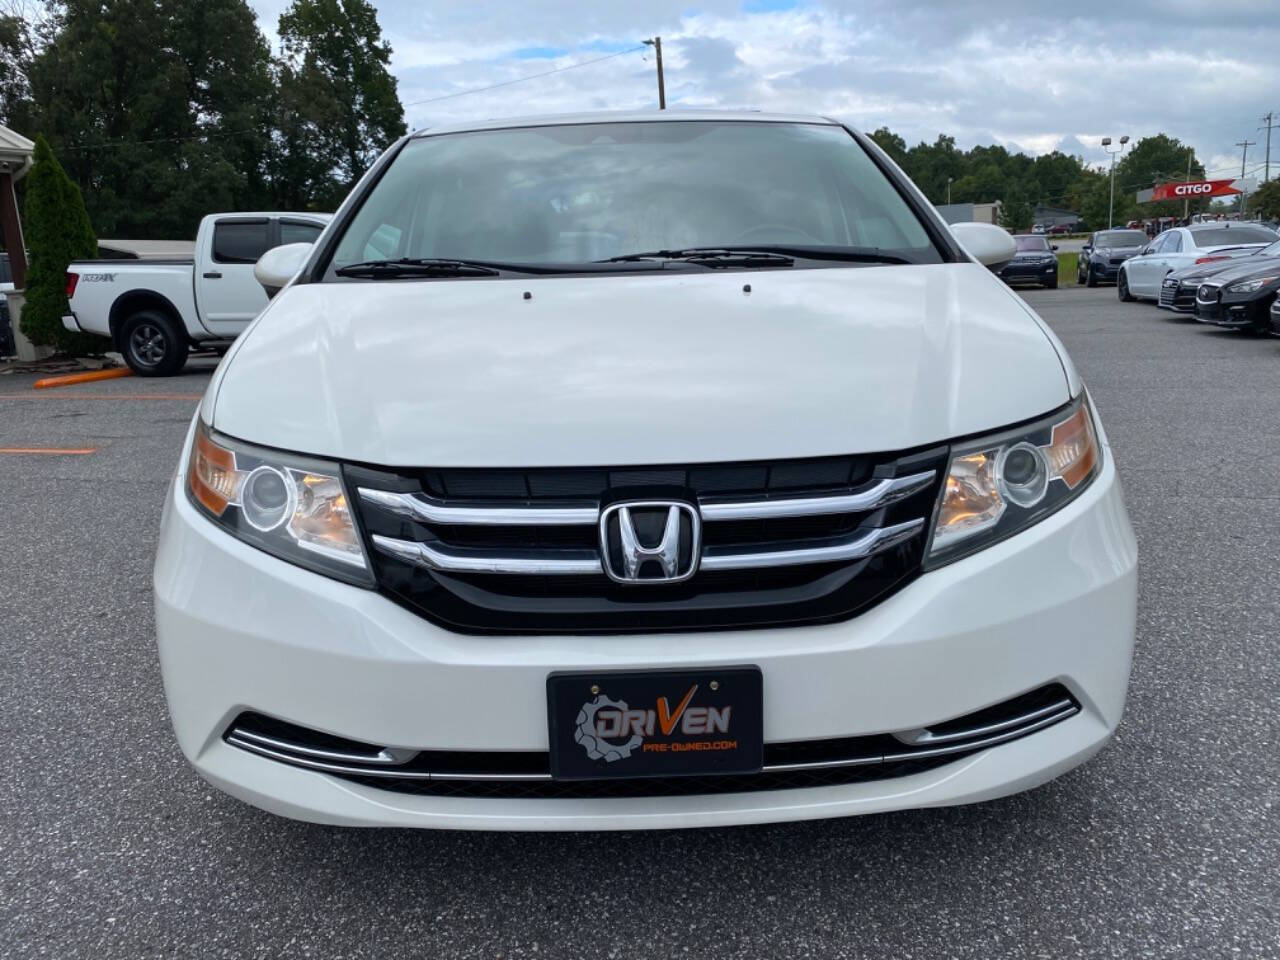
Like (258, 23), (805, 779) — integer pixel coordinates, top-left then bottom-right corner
(347, 447), (947, 635)
(224, 684), (1080, 800)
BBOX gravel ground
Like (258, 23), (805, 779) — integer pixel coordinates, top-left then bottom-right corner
(2, 289), (1278, 959)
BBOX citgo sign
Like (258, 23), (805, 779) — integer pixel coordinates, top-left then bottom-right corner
(1149, 179), (1243, 202)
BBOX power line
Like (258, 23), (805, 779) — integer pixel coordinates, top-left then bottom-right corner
(402, 45), (647, 108)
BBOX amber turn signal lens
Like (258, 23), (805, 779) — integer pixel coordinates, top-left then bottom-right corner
(1047, 406), (1098, 489)
(188, 426), (239, 516)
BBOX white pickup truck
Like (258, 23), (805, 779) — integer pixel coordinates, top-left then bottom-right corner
(62, 211), (330, 375)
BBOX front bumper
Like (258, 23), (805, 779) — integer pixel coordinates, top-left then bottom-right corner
(999, 261), (1058, 284)
(1196, 298), (1267, 329)
(1089, 259), (1125, 281)
(155, 444), (1138, 831)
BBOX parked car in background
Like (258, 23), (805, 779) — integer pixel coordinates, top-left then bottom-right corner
(1032, 224), (1046, 235)
(999, 234), (1059, 288)
(1047, 224), (1073, 235)
(1192, 248), (1280, 333)
(62, 211), (331, 376)
(1158, 238), (1280, 312)
(1076, 229), (1147, 286)
(154, 110), (1135, 831)
(1117, 223), (1277, 302)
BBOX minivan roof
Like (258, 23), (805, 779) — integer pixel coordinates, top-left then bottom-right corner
(412, 109), (841, 139)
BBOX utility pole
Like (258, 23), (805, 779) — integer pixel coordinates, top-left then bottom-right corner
(1183, 148), (1194, 221)
(1236, 139), (1255, 216)
(1260, 111), (1277, 183)
(643, 37), (665, 110)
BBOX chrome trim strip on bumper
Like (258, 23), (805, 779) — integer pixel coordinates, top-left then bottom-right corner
(880, 704), (1079, 762)
(890, 697), (1076, 747)
(698, 470), (935, 521)
(225, 694), (1080, 782)
(226, 735), (556, 782)
(229, 727), (414, 765)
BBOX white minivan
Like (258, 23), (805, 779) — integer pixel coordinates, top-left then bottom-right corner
(155, 111), (1137, 830)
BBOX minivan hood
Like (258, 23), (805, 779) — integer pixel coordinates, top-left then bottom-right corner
(211, 263), (1070, 466)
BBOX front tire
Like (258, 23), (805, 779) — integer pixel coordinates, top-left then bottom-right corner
(1085, 265), (1098, 288)
(119, 310), (188, 377)
(1045, 275), (1058, 289)
(1118, 270), (1135, 302)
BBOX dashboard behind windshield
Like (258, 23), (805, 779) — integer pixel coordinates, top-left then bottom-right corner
(326, 121), (944, 274)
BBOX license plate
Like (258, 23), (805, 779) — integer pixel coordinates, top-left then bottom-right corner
(547, 667), (763, 780)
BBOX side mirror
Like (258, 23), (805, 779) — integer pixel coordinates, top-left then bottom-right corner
(1051, 244), (1059, 252)
(254, 242), (313, 298)
(950, 221), (1018, 268)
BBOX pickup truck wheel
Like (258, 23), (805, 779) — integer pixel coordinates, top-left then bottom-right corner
(120, 311), (187, 377)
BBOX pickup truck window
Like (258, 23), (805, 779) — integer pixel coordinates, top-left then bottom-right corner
(213, 220), (272, 265)
(281, 221), (324, 246)
(328, 121), (943, 275)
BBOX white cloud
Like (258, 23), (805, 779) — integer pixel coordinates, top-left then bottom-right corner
(248, 0), (1280, 180)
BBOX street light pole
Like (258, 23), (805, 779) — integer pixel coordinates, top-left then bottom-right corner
(946, 177), (953, 205)
(1102, 135), (1129, 229)
(643, 37), (665, 110)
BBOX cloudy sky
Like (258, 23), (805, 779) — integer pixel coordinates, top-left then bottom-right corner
(248, 0), (1280, 182)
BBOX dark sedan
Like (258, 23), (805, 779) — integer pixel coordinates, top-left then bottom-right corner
(1193, 240), (1280, 333)
(1077, 229), (1147, 286)
(999, 235), (1059, 288)
(1158, 250), (1268, 312)
(1270, 295), (1280, 337)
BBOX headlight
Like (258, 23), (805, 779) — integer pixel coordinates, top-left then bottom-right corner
(1225, 276), (1277, 294)
(186, 420), (373, 586)
(926, 395), (1102, 567)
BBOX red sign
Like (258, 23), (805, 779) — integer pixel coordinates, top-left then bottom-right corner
(1149, 179), (1242, 201)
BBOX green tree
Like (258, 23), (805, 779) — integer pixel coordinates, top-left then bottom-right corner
(1113, 135), (1204, 224)
(20, 135), (106, 353)
(1251, 179), (1280, 220)
(274, 0), (406, 210)
(999, 186), (1033, 232)
(22, 0), (275, 238)
(868, 127), (908, 168)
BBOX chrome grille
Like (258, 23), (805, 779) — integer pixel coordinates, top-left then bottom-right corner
(348, 449), (947, 634)
(224, 684), (1080, 798)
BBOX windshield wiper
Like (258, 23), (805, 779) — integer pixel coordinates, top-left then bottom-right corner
(601, 245), (912, 267)
(601, 248), (795, 267)
(335, 258), (503, 278)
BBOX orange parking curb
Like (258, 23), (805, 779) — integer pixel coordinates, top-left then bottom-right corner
(33, 368), (134, 389)
(0, 446), (99, 455)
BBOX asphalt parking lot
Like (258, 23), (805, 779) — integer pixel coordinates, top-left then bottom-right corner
(3, 286), (1279, 959)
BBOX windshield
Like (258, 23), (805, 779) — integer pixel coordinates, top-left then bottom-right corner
(1014, 236), (1051, 251)
(1095, 230), (1146, 247)
(328, 121), (942, 273)
(1190, 225), (1277, 247)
